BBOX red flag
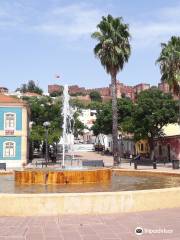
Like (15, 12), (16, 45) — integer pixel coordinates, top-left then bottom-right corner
(55, 74), (60, 79)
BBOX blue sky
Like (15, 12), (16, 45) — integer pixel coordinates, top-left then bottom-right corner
(0, 0), (180, 92)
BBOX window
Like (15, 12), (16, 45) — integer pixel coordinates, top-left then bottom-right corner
(4, 113), (16, 130)
(3, 141), (16, 157)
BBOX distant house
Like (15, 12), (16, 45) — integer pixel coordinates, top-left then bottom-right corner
(154, 124), (180, 162)
(0, 95), (30, 168)
(7, 91), (41, 98)
(0, 87), (8, 94)
(94, 133), (135, 157)
(135, 139), (150, 157)
(78, 109), (97, 144)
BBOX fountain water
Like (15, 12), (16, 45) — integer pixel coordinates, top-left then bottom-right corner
(15, 84), (111, 184)
(62, 85), (74, 168)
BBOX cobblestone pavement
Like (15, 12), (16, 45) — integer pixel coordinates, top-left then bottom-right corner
(0, 208), (180, 240)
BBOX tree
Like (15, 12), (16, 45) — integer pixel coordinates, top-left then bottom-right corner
(50, 90), (63, 97)
(92, 103), (112, 136)
(27, 96), (85, 158)
(17, 80), (43, 95)
(130, 88), (178, 161)
(73, 112), (86, 138)
(156, 36), (180, 123)
(27, 96), (63, 156)
(92, 15), (131, 164)
(69, 92), (86, 96)
(89, 91), (102, 102)
(92, 98), (133, 136)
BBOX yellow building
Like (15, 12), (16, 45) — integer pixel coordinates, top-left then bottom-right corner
(135, 139), (150, 157)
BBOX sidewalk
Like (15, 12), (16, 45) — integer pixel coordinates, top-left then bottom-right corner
(0, 208), (180, 239)
(73, 151), (180, 174)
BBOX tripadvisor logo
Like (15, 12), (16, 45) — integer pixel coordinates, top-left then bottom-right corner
(135, 227), (144, 235)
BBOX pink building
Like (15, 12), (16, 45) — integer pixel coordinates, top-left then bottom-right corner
(48, 84), (62, 94)
(133, 83), (150, 95)
(154, 124), (180, 162)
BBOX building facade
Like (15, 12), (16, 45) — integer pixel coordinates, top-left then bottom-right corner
(135, 124), (180, 161)
(0, 95), (29, 168)
(0, 87), (8, 94)
(48, 84), (62, 94)
(135, 139), (150, 157)
(48, 81), (163, 102)
(77, 109), (97, 143)
(154, 124), (180, 162)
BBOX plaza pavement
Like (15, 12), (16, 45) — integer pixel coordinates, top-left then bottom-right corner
(73, 151), (180, 174)
(0, 208), (180, 240)
(30, 150), (180, 174)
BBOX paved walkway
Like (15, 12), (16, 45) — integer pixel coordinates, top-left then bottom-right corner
(27, 150), (180, 175)
(0, 208), (180, 240)
(73, 151), (180, 174)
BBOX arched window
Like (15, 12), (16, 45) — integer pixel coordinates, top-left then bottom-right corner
(3, 141), (16, 157)
(4, 113), (16, 130)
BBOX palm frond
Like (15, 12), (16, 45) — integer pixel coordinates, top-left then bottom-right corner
(156, 36), (180, 95)
(91, 15), (131, 76)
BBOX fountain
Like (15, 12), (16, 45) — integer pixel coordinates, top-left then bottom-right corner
(4, 85), (180, 214)
(15, 85), (111, 184)
(62, 84), (74, 168)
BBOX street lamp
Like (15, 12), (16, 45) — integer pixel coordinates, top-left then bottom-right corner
(29, 121), (35, 163)
(43, 121), (51, 167)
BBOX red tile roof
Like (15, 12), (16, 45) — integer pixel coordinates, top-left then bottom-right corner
(0, 94), (23, 103)
(0, 94), (27, 105)
(23, 92), (41, 97)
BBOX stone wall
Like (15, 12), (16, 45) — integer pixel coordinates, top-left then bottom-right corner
(48, 82), (174, 101)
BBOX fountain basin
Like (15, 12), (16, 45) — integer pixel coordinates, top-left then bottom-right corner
(15, 168), (111, 184)
(1, 169), (180, 215)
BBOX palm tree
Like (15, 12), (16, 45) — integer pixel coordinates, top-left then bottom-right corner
(91, 15), (131, 164)
(156, 36), (180, 123)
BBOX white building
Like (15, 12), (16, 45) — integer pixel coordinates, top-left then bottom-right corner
(77, 109), (97, 144)
(94, 133), (135, 157)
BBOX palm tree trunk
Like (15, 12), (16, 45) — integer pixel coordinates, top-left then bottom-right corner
(111, 71), (119, 165)
(149, 138), (155, 162)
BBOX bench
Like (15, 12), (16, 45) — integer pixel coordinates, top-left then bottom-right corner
(0, 163), (6, 171)
(82, 160), (104, 167)
(130, 159), (153, 166)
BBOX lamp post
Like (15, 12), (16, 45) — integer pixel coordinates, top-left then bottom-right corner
(43, 121), (51, 167)
(29, 121), (35, 164)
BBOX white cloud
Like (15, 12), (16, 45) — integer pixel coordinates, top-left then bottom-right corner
(34, 2), (180, 45)
(131, 4), (180, 48)
(0, 1), (179, 47)
(159, 4), (180, 20)
(0, 1), (28, 28)
(35, 4), (104, 39)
